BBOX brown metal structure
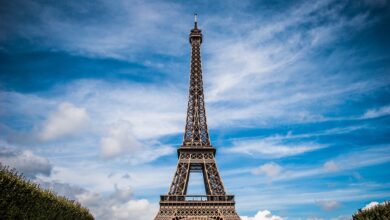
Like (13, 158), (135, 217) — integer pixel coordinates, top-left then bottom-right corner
(154, 15), (241, 220)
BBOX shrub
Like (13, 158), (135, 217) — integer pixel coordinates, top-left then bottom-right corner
(0, 163), (94, 220)
(353, 201), (390, 220)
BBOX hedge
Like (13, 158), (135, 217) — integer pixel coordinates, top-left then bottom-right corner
(0, 163), (94, 220)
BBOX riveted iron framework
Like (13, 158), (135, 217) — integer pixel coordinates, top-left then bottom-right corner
(155, 15), (241, 220)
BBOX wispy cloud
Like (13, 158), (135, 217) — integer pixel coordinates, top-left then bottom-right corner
(362, 105), (390, 119)
(323, 160), (339, 172)
(226, 145), (390, 184)
(237, 185), (390, 212)
(226, 137), (325, 158)
(0, 0), (188, 61)
(201, 0), (388, 127)
(251, 162), (283, 177)
(315, 200), (342, 211)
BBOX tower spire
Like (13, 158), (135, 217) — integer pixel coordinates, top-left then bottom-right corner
(184, 14), (209, 147)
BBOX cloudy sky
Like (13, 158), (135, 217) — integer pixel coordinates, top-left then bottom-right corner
(1, 0), (389, 219)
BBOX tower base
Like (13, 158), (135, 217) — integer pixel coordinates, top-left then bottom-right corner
(154, 195), (241, 220)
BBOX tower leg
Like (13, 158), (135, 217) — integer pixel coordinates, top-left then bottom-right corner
(169, 161), (191, 195)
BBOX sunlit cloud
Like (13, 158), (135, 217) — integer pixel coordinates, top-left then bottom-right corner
(39, 102), (89, 141)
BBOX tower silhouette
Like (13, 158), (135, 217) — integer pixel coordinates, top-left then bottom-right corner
(154, 15), (241, 220)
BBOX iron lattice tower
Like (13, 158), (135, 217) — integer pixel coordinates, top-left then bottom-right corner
(155, 15), (241, 220)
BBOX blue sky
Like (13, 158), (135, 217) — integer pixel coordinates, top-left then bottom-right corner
(0, 0), (389, 219)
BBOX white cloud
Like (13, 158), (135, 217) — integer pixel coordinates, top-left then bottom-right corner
(75, 186), (158, 220)
(0, 147), (52, 178)
(76, 191), (102, 207)
(100, 120), (174, 163)
(39, 162), (174, 193)
(65, 80), (185, 140)
(126, 142), (174, 165)
(362, 105), (390, 119)
(39, 102), (89, 141)
(241, 210), (284, 220)
(3, 81), (177, 164)
(109, 185), (133, 202)
(100, 121), (141, 158)
(110, 199), (156, 220)
(323, 160), (339, 172)
(60, 80), (181, 163)
(331, 215), (350, 220)
(252, 162), (283, 177)
(227, 138), (325, 158)
(315, 200), (341, 210)
(37, 176), (158, 220)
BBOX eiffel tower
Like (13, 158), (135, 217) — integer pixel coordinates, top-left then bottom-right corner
(154, 14), (241, 220)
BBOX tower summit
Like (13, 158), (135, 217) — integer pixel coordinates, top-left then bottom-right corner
(183, 13), (208, 148)
(154, 15), (241, 220)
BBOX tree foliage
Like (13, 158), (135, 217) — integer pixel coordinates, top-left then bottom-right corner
(0, 163), (94, 220)
(353, 201), (390, 220)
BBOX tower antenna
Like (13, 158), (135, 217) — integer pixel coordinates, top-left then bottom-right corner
(194, 13), (198, 29)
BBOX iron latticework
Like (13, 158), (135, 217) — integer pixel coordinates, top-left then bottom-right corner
(155, 15), (241, 220)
